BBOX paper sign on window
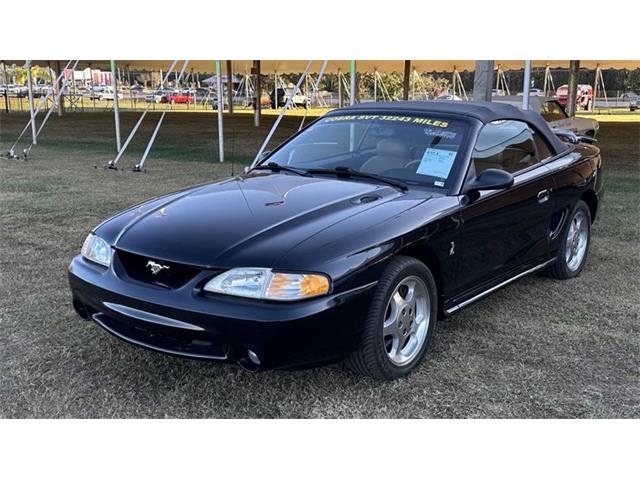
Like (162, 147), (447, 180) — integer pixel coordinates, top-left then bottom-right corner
(416, 148), (457, 179)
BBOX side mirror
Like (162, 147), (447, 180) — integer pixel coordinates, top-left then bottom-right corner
(464, 168), (514, 202)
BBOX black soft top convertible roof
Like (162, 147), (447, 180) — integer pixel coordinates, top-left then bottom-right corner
(333, 100), (568, 155)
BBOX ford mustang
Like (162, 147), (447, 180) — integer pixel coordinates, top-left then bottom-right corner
(68, 101), (603, 380)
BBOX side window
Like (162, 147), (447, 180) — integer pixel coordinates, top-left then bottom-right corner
(540, 101), (567, 122)
(532, 128), (553, 160)
(472, 120), (539, 175)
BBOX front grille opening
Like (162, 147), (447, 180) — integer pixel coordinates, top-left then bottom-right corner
(116, 249), (202, 289)
(99, 313), (228, 359)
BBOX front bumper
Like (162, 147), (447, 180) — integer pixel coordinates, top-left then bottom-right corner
(68, 255), (375, 370)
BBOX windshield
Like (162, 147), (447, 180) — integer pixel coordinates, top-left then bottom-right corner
(264, 113), (470, 190)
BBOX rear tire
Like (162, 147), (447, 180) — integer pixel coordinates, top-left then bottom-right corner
(346, 256), (437, 380)
(548, 200), (591, 279)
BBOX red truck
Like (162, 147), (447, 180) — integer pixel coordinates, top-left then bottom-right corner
(555, 84), (593, 110)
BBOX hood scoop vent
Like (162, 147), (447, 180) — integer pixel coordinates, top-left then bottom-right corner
(351, 194), (381, 205)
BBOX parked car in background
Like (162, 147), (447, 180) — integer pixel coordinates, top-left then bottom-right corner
(145, 89), (171, 103)
(491, 88), (507, 96)
(100, 88), (123, 101)
(555, 84), (593, 110)
(494, 96), (599, 137)
(69, 101), (603, 380)
(166, 90), (194, 104)
(436, 93), (462, 101)
(33, 85), (53, 98)
(269, 88), (310, 108)
(8, 85), (28, 97)
(620, 92), (639, 111)
(517, 88), (544, 96)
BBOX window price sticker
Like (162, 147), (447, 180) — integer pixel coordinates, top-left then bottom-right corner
(416, 148), (457, 179)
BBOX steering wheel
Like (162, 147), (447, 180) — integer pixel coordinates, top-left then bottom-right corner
(403, 159), (422, 170)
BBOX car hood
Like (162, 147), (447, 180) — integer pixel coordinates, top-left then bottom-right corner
(110, 173), (426, 268)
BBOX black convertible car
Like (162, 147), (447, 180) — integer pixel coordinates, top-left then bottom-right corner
(69, 101), (603, 380)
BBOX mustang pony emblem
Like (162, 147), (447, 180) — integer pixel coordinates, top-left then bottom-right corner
(146, 260), (170, 275)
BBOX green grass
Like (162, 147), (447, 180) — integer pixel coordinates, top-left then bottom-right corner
(0, 113), (638, 418)
(0, 111), (316, 164)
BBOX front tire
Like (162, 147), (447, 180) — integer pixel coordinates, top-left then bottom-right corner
(346, 256), (437, 380)
(548, 200), (591, 279)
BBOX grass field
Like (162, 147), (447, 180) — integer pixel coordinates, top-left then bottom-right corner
(0, 112), (638, 418)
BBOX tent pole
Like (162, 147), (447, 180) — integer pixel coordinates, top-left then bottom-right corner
(566, 60), (580, 117)
(18, 60), (78, 159)
(338, 69), (343, 107)
(2, 62), (9, 113)
(56, 60), (65, 116)
(105, 60), (179, 169)
(473, 61), (494, 102)
(349, 60), (356, 105)
(403, 60), (411, 100)
(522, 60), (531, 110)
(226, 60), (234, 114)
(374, 69), (377, 102)
(253, 60), (261, 127)
(216, 60), (224, 162)
(25, 60), (37, 145)
(135, 112), (166, 171)
(111, 60), (121, 152)
(245, 71), (249, 108)
(253, 60), (312, 166)
(411, 69), (416, 100)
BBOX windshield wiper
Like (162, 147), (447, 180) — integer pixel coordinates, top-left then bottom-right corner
(250, 162), (312, 177)
(306, 166), (408, 192)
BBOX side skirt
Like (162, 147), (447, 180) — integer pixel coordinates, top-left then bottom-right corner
(444, 258), (557, 316)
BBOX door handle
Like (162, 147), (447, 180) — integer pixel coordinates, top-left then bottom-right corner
(537, 189), (550, 203)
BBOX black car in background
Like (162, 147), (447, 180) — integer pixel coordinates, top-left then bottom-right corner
(69, 101), (603, 380)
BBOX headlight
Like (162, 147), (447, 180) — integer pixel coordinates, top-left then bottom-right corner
(203, 268), (330, 301)
(81, 233), (112, 267)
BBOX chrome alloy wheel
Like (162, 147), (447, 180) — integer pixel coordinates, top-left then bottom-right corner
(382, 276), (430, 366)
(565, 210), (589, 272)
